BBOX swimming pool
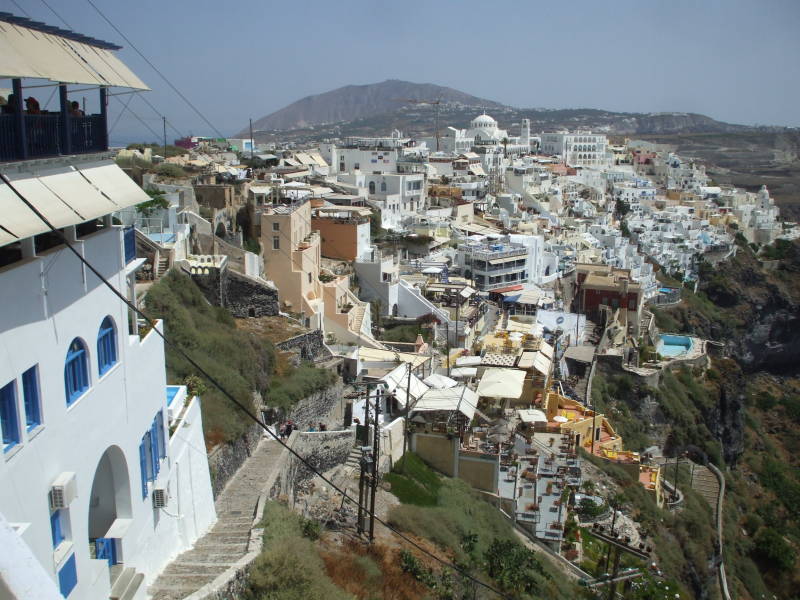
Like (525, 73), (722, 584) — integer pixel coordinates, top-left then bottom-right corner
(166, 385), (181, 406)
(657, 334), (693, 358)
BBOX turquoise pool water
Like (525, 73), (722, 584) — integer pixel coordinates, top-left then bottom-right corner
(166, 385), (181, 406)
(657, 334), (693, 358)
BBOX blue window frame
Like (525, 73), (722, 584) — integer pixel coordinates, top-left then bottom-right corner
(64, 339), (89, 405)
(138, 439), (148, 499)
(97, 317), (117, 376)
(22, 366), (41, 431)
(150, 420), (160, 478)
(50, 509), (64, 548)
(58, 553), (78, 597)
(0, 381), (20, 452)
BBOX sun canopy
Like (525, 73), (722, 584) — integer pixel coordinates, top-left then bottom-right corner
(0, 160), (149, 247)
(0, 18), (148, 89)
(381, 363), (428, 408)
(518, 409), (548, 424)
(411, 386), (478, 421)
(455, 355), (482, 367)
(449, 367), (477, 379)
(423, 373), (458, 389)
(476, 368), (526, 400)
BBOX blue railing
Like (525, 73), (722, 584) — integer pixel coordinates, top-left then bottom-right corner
(0, 113), (107, 162)
(123, 227), (136, 264)
(95, 538), (117, 566)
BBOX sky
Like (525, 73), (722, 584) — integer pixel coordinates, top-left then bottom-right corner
(3, 0), (799, 144)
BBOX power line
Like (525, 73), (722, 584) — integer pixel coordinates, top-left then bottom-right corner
(111, 94), (162, 141)
(85, 0), (226, 139)
(39, 0), (71, 29)
(0, 177), (514, 600)
(9, 0), (30, 18)
(109, 91), (135, 134)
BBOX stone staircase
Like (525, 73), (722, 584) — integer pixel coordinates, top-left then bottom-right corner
(147, 439), (285, 600)
(350, 303), (366, 334)
(110, 565), (145, 600)
(689, 464), (721, 518)
(155, 255), (169, 279)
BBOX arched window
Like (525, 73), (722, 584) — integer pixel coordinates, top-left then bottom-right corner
(65, 339), (89, 405)
(380, 181), (387, 192)
(368, 181), (376, 194)
(97, 316), (118, 376)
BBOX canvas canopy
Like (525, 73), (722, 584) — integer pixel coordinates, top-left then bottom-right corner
(449, 367), (477, 379)
(381, 363), (429, 408)
(411, 386), (478, 422)
(455, 355), (482, 367)
(0, 19), (148, 89)
(476, 368), (526, 400)
(423, 373), (458, 389)
(518, 409), (548, 424)
(0, 160), (149, 247)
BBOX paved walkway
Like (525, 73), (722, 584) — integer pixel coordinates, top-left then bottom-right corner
(148, 438), (284, 600)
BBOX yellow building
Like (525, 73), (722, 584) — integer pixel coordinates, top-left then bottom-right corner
(260, 200), (323, 328)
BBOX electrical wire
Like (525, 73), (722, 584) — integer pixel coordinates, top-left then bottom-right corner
(109, 91), (135, 134)
(39, 0), (71, 29)
(0, 175), (514, 600)
(85, 0), (226, 139)
(9, 0), (30, 18)
(111, 94), (162, 140)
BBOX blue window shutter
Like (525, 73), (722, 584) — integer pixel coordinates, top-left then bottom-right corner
(156, 411), (166, 458)
(22, 366), (41, 430)
(97, 317), (117, 376)
(58, 553), (78, 597)
(138, 440), (148, 499)
(150, 420), (159, 477)
(50, 510), (63, 548)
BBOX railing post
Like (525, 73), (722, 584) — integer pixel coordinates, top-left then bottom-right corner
(12, 78), (27, 160)
(59, 84), (72, 155)
(99, 87), (109, 151)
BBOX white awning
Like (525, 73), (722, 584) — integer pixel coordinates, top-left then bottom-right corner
(532, 351), (552, 376)
(518, 409), (547, 424)
(422, 373), (458, 389)
(0, 160), (149, 247)
(455, 355), (482, 367)
(0, 21), (149, 89)
(412, 386), (478, 421)
(468, 164), (486, 176)
(449, 367), (477, 379)
(476, 368), (526, 399)
(381, 363), (429, 408)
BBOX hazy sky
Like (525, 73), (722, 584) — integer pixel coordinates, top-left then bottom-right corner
(4, 0), (799, 143)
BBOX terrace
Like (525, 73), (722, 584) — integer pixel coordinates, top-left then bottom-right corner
(0, 13), (148, 163)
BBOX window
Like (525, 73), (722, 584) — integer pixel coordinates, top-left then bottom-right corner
(138, 437), (149, 499)
(369, 181), (376, 194)
(155, 411), (166, 459)
(272, 236), (280, 250)
(22, 366), (41, 431)
(64, 339), (89, 406)
(272, 222), (279, 231)
(354, 163), (360, 170)
(50, 509), (65, 549)
(0, 381), (20, 452)
(58, 554), (77, 598)
(97, 317), (117, 376)
(380, 182), (387, 192)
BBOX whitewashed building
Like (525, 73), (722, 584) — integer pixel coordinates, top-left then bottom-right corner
(540, 131), (610, 168)
(0, 16), (215, 600)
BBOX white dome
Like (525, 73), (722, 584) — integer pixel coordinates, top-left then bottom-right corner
(471, 114), (497, 129)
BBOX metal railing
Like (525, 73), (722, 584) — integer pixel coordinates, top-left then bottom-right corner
(0, 113), (107, 162)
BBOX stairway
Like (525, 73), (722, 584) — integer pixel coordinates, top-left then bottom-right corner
(343, 447), (362, 479)
(155, 255), (169, 279)
(110, 565), (144, 600)
(690, 464), (721, 518)
(350, 304), (366, 334)
(147, 439), (285, 600)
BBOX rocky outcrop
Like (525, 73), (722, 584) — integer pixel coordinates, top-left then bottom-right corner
(190, 265), (279, 318)
(276, 330), (331, 363)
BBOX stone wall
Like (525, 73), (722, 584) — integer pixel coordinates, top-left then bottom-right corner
(285, 381), (348, 431)
(276, 329), (331, 363)
(270, 429), (355, 506)
(207, 422), (262, 498)
(190, 265), (279, 318)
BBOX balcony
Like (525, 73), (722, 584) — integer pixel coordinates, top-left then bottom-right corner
(0, 113), (107, 163)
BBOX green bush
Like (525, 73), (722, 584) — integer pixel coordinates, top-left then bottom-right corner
(156, 163), (186, 178)
(267, 364), (336, 410)
(752, 527), (797, 572)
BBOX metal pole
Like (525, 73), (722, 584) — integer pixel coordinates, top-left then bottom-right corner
(369, 385), (380, 542)
(445, 320), (451, 376)
(59, 84), (71, 155)
(357, 386), (370, 535)
(163, 116), (167, 162)
(591, 406), (597, 456)
(673, 453), (680, 502)
(12, 78), (27, 160)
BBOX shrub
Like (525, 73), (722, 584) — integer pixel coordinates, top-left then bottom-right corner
(752, 528), (796, 572)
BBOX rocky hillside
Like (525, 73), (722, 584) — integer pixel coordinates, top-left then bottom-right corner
(243, 79), (505, 133)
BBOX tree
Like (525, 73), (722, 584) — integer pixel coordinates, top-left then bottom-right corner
(136, 189), (170, 217)
(483, 538), (547, 594)
(753, 528), (796, 571)
(614, 198), (631, 217)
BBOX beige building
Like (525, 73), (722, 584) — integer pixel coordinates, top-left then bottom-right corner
(260, 201), (324, 328)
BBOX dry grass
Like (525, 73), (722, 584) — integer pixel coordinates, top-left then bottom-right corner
(321, 539), (429, 600)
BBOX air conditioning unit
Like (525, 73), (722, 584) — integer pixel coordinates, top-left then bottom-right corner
(152, 487), (169, 509)
(49, 472), (77, 510)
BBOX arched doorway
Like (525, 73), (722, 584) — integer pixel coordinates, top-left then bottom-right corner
(88, 446), (132, 566)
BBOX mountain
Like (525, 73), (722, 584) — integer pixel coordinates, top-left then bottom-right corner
(240, 79), (506, 133)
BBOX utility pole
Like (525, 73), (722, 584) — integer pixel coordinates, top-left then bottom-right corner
(357, 385), (370, 536)
(162, 116), (167, 162)
(369, 384), (380, 542)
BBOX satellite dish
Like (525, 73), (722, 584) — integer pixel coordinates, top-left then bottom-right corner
(556, 316), (565, 324)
